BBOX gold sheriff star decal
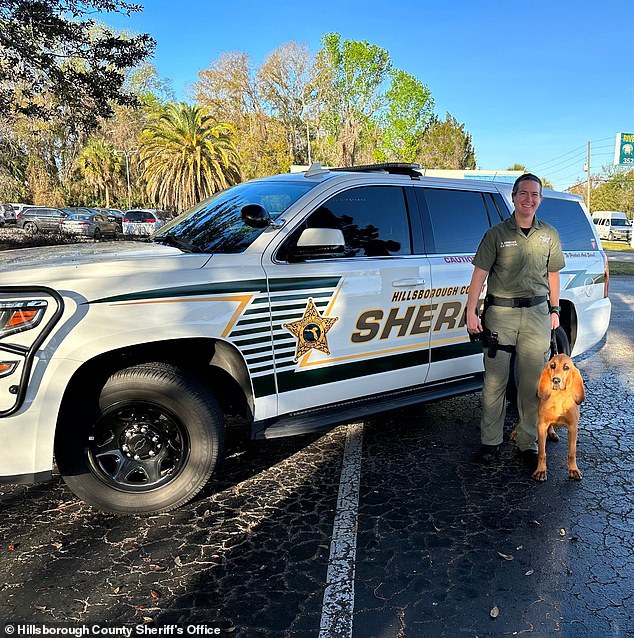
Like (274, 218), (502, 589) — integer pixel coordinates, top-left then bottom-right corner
(283, 298), (338, 362)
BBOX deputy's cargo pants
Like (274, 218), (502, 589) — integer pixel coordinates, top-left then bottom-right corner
(480, 302), (551, 452)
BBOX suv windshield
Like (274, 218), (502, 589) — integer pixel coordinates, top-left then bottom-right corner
(153, 179), (317, 253)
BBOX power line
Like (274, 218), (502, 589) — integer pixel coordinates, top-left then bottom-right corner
(529, 137), (616, 173)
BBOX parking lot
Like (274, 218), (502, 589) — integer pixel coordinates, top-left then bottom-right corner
(0, 270), (633, 636)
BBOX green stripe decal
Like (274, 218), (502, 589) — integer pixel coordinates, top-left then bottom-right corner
(91, 280), (268, 304)
(268, 277), (341, 292)
(277, 349), (431, 392)
(91, 275), (341, 304)
(271, 341), (482, 395)
(253, 374), (276, 397)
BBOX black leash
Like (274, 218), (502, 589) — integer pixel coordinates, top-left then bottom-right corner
(550, 329), (558, 356)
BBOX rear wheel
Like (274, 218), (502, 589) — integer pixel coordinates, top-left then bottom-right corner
(56, 363), (225, 514)
(94, 227), (102, 241)
(23, 221), (38, 234)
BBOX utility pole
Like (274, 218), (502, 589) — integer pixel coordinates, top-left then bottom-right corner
(115, 148), (137, 210)
(585, 141), (591, 212)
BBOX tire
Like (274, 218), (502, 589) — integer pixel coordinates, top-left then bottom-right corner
(56, 363), (225, 515)
(94, 228), (102, 241)
(23, 221), (38, 234)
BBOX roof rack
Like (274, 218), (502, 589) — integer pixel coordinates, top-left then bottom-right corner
(330, 162), (422, 177)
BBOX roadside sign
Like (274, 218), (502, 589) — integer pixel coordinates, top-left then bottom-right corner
(614, 132), (634, 166)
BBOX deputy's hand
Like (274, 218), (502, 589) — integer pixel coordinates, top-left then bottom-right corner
(550, 312), (560, 330)
(466, 311), (483, 335)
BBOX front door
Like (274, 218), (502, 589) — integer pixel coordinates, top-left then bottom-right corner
(263, 184), (432, 416)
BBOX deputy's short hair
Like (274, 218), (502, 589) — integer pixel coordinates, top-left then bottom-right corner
(512, 173), (543, 197)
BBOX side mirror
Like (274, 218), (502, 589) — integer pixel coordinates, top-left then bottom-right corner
(241, 204), (270, 228)
(291, 227), (345, 260)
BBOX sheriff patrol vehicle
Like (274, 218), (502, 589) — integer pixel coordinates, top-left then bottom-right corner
(0, 164), (611, 514)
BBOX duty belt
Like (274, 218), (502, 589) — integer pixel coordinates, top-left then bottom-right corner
(486, 295), (547, 308)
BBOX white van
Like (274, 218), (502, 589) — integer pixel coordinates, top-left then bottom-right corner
(0, 164), (612, 514)
(592, 210), (632, 242)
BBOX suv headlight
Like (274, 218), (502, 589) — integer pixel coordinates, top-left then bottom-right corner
(0, 300), (48, 338)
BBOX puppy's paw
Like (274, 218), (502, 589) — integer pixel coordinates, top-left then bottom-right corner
(532, 467), (547, 481)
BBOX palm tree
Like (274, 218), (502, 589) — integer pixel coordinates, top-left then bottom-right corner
(76, 138), (122, 207)
(139, 102), (241, 212)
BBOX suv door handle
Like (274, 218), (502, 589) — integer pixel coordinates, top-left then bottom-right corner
(392, 278), (426, 287)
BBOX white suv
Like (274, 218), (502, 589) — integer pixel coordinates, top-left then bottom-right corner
(0, 164), (611, 514)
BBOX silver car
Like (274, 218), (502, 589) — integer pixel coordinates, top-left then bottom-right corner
(59, 211), (119, 240)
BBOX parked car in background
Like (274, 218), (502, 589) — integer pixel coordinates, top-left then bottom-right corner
(16, 206), (67, 233)
(95, 208), (124, 232)
(59, 211), (119, 240)
(0, 203), (19, 224)
(123, 209), (165, 235)
(592, 210), (632, 242)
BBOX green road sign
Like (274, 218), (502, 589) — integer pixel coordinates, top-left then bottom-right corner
(614, 133), (634, 166)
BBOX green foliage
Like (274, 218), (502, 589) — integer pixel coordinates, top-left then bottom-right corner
(378, 70), (434, 162)
(416, 113), (476, 169)
(76, 137), (123, 207)
(315, 33), (392, 165)
(139, 103), (241, 212)
(0, 0), (154, 129)
(590, 169), (634, 217)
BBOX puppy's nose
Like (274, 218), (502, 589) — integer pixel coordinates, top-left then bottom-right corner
(552, 376), (561, 385)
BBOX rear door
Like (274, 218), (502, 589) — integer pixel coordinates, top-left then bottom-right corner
(413, 185), (505, 383)
(263, 183), (432, 416)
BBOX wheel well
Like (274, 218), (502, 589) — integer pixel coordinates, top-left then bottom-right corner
(57, 338), (253, 437)
(559, 300), (577, 352)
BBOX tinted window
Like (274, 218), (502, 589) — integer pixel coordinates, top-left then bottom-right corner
(279, 185), (411, 260)
(155, 180), (317, 254)
(126, 211), (156, 222)
(537, 198), (599, 250)
(417, 188), (492, 253)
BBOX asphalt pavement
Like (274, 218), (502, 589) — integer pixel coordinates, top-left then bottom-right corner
(1, 280), (633, 637)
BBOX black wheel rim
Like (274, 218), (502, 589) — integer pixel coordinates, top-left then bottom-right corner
(86, 401), (189, 492)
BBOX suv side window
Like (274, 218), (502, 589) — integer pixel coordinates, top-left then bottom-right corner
(279, 185), (412, 260)
(415, 188), (492, 254)
(537, 198), (598, 250)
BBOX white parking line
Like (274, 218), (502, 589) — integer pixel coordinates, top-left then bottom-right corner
(319, 422), (364, 638)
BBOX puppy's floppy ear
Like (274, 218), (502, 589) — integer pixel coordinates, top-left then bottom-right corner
(571, 365), (585, 405)
(537, 362), (552, 400)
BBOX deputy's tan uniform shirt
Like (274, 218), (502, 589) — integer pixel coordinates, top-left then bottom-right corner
(473, 215), (565, 297)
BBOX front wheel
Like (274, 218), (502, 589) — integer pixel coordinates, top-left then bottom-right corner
(55, 363), (225, 514)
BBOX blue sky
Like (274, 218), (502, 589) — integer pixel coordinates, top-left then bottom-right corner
(99, 0), (633, 191)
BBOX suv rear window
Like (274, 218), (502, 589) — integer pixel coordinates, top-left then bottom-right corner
(125, 211), (156, 222)
(537, 198), (599, 251)
(416, 188), (494, 254)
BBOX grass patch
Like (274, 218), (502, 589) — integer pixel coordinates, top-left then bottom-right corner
(608, 262), (634, 276)
(602, 240), (633, 252)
